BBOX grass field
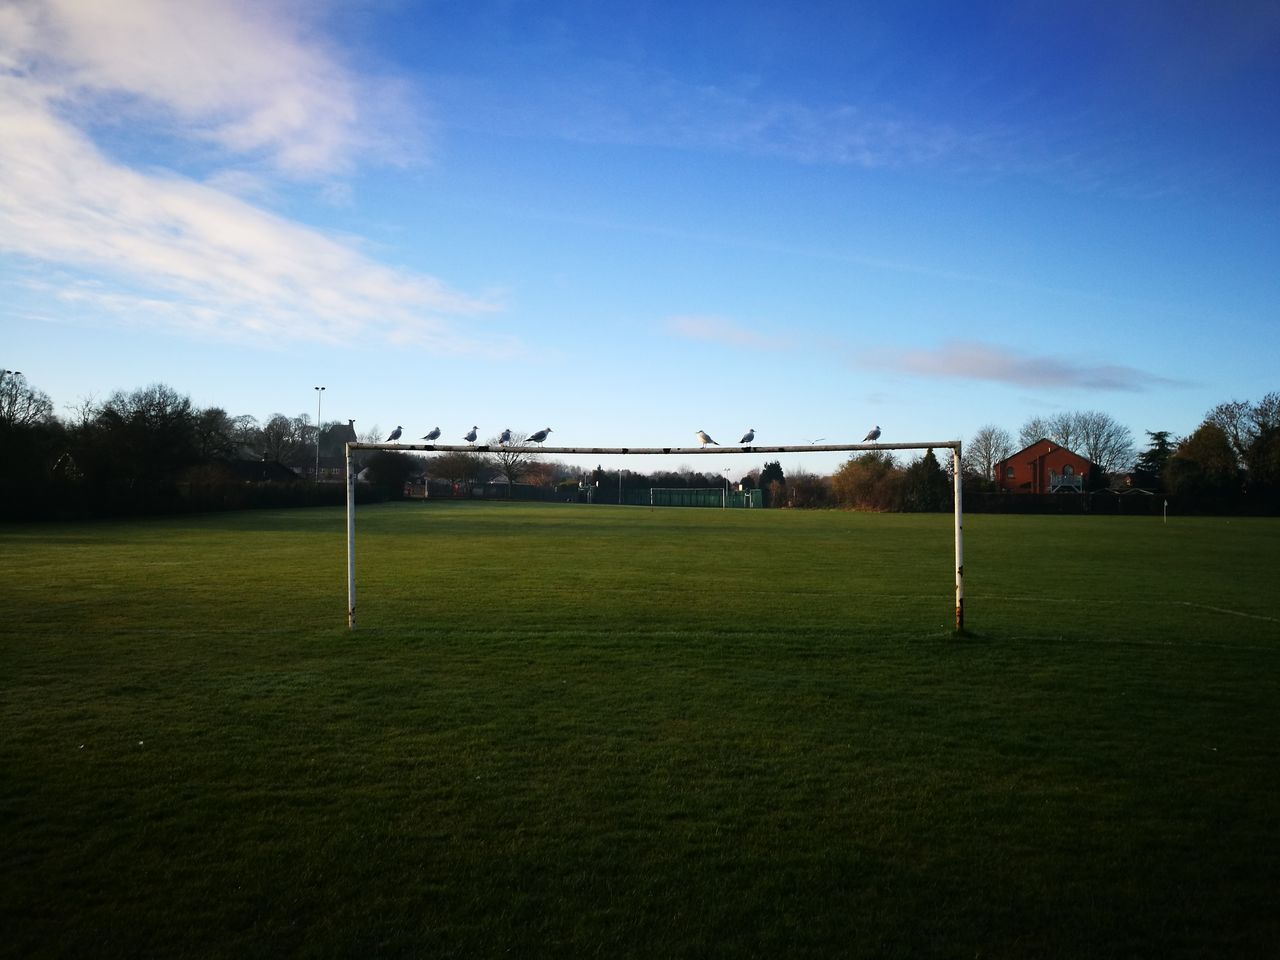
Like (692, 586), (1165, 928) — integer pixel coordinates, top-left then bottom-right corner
(2, 502), (1278, 958)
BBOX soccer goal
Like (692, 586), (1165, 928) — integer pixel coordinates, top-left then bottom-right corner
(650, 487), (727, 508)
(344, 439), (966, 632)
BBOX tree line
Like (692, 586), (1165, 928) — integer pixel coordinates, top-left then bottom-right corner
(3, 371), (1275, 517)
(0, 376), (381, 519)
(960, 397), (1280, 511)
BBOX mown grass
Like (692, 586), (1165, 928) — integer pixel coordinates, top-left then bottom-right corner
(2, 502), (1278, 958)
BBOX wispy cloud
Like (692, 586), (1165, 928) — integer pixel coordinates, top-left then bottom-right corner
(0, 0), (494, 350)
(666, 315), (790, 350)
(865, 340), (1186, 392)
(448, 67), (988, 171)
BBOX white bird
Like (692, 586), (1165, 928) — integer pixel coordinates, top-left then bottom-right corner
(464, 426), (478, 444)
(386, 426), (402, 442)
(528, 427), (553, 445)
(739, 428), (755, 444)
(421, 427), (441, 441)
(499, 428), (512, 445)
(696, 430), (719, 446)
(863, 425), (882, 443)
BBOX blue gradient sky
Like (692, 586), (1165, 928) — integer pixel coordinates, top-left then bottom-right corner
(3, 1), (1277, 473)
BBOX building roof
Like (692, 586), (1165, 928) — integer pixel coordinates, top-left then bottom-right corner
(996, 438), (1092, 467)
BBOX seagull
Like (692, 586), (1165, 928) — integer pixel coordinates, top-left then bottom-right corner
(528, 427), (553, 445)
(463, 426), (478, 444)
(499, 428), (512, 445)
(696, 430), (719, 446)
(421, 427), (441, 441)
(386, 426), (402, 442)
(863, 425), (881, 444)
(739, 428), (755, 445)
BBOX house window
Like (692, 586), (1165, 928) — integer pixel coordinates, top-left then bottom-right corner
(1005, 466), (1015, 479)
(1063, 465), (1074, 475)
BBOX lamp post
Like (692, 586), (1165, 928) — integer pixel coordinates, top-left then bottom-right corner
(314, 386), (325, 481)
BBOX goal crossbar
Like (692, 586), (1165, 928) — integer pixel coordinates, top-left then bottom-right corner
(345, 439), (965, 632)
(347, 440), (959, 455)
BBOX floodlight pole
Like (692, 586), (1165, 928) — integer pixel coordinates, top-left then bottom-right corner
(314, 386), (325, 480)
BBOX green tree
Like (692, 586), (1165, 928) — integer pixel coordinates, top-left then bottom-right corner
(1244, 426), (1280, 493)
(902, 449), (950, 512)
(363, 451), (419, 499)
(788, 470), (832, 508)
(1135, 431), (1173, 474)
(1133, 430), (1174, 489)
(1164, 423), (1238, 499)
(759, 460), (785, 506)
(92, 383), (200, 485)
(831, 451), (902, 511)
(194, 407), (242, 460)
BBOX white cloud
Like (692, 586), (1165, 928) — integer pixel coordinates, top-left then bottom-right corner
(11, 0), (382, 177)
(0, 0), (499, 350)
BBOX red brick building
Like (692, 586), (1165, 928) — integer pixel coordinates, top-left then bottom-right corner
(995, 439), (1093, 494)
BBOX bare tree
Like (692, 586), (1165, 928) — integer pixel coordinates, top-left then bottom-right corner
(1206, 400), (1254, 466)
(1251, 392), (1280, 433)
(1072, 410), (1135, 475)
(0, 370), (54, 428)
(486, 431), (540, 490)
(964, 424), (1014, 480)
(428, 451), (488, 492)
(258, 413), (310, 465)
(1019, 410), (1133, 474)
(63, 395), (98, 431)
(1018, 416), (1050, 449)
(229, 414), (259, 449)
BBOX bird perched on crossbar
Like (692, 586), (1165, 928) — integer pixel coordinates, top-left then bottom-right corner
(386, 426), (402, 442)
(863, 425), (881, 443)
(421, 426), (441, 441)
(499, 428), (512, 445)
(696, 430), (719, 446)
(528, 427), (552, 445)
(739, 428), (755, 445)
(463, 426), (478, 444)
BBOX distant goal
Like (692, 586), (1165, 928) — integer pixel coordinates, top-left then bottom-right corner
(651, 487), (725, 508)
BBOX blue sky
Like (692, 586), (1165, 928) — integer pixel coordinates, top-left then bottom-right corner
(3, 0), (1278, 474)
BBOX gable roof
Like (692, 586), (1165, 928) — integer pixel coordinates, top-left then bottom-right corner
(996, 437), (1092, 467)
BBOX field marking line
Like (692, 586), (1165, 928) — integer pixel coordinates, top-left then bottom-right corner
(1185, 603), (1280, 623)
(978, 595), (1280, 624)
(1004, 634), (1279, 653)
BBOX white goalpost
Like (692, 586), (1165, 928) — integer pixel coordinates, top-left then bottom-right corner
(345, 439), (966, 632)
